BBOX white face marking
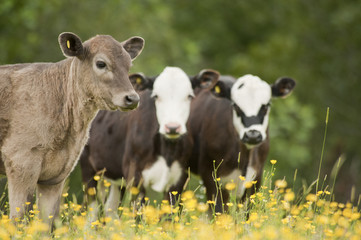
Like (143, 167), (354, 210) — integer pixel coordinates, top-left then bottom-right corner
(231, 75), (272, 148)
(151, 67), (194, 138)
(141, 156), (182, 193)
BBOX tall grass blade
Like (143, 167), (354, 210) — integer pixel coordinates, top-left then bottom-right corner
(329, 154), (346, 201)
(315, 107), (329, 195)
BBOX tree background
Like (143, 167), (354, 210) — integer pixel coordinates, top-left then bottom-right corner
(1, 0), (360, 204)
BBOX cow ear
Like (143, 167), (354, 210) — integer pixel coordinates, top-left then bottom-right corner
(271, 77), (296, 98)
(192, 69), (220, 89)
(122, 37), (145, 60)
(129, 73), (153, 91)
(59, 32), (84, 58)
(210, 81), (231, 99)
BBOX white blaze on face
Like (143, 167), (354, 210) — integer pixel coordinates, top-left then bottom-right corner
(230, 75), (272, 147)
(151, 67), (194, 138)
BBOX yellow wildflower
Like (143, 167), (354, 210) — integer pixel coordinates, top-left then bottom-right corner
(244, 181), (253, 189)
(88, 187), (96, 196)
(225, 182), (236, 191)
(104, 179), (111, 187)
(275, 179), (287, 188)
(284, 191), (295, 202)
(182, 190), (195, 200)
(197, 202), (209, 212)
(130, 187), (139, 195)
(306, 194), (317, 202)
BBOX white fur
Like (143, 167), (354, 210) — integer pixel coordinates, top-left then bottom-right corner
(142, 156), (182, 192)
(151, 67), (194, 137)
(231, 75), (272, 146)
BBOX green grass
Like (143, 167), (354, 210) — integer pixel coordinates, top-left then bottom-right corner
(0, 161), (360, 240)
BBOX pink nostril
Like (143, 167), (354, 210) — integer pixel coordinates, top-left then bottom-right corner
(165, 122), (181, 134)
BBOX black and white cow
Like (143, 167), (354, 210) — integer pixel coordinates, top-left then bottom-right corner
(187, 74), (295, 212)
(80, 66), (219, 217)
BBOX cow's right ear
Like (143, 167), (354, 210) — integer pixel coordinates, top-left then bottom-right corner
(58, 32), (84, 58)
(210, 81), (231, 99)
(129, 73), (154, 91)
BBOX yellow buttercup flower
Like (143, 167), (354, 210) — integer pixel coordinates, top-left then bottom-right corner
(130, 187), (139, 195)
(225, 182), (236, 191)
(244, 181), (253, 189)
(275, 179), (287, 188)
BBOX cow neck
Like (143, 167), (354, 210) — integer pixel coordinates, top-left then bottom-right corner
(41, 58), (99, 152)
(156, 134), (184, 167)
(65, 58), (99, 135)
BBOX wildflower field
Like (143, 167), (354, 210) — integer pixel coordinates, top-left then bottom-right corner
(0, 159), (360, 240)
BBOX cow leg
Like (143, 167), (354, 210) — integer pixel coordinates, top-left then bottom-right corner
(201, 171), (224, 213)
(168, 172), (188, 205)
(37, 180), (65, 222)
(79, 146), (99, 220)
(104, 183), (121, 218)
(7, 174), (38, 220)
(3, 152), (41, 220)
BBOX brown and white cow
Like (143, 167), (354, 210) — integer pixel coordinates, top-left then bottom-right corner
(0, 32), (144, 221)
(80, 67), (219, 216)
(187, 74), (295, 212)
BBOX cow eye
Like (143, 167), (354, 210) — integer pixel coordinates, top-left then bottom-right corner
(188, 94), (194, 100)
(96, 61), (107, 69)
(152, 94), (158, 100)
(232, 103), (244, 118)
(259, 104), (270, 116)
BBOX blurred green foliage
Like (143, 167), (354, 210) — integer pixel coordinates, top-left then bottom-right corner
(1, 0), (360, 203)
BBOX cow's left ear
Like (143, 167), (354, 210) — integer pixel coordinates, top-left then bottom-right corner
(271, 77), (296, 98)
(191, 69), (220, 89)
(129, 73), (154, 91)
(122, 36), (145, 61)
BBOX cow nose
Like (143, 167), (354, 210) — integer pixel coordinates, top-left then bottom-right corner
(165, 122), (181, 135)
(242, 130), (262, 145)
(124, 93), (140, 109)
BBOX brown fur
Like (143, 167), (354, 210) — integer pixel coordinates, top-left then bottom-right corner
(0, 32), (144, 221)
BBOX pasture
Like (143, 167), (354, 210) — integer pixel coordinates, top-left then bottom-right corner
(0, 159), (360, 239)
(1, 0), (361, 239)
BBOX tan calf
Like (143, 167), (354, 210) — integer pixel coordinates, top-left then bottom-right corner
(0, 32), (144, 222)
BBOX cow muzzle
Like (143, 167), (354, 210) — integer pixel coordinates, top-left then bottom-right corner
(123, 93), (140, 110)
(164, 122), (182, 139)
(242, 130), (263, 145)
(114, 92), (140, 111)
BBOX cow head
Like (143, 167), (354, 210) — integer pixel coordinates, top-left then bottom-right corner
(211, 74), (295, 148)
(130, 67), (219, 139)
(58, 32), (144, 111)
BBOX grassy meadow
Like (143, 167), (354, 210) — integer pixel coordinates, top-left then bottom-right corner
(0, 158), (360, 240)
